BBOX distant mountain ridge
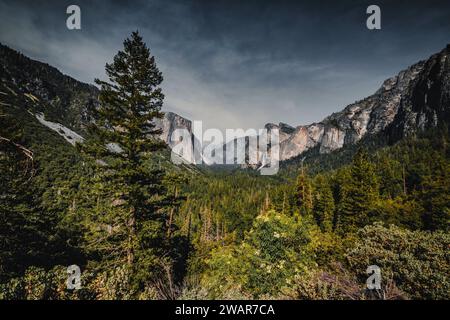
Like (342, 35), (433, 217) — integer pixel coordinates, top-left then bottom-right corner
(265, 44), (450, 160)
(1, 43), (449, 164)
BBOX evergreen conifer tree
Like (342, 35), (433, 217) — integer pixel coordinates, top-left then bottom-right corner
(296, 169), (313, 216)
(338, 148), (379, 233)
(312, 175), (335, 232)
(79, 31), (169, 287)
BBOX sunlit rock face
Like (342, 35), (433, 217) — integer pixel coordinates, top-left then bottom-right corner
(265, 122), (295, 144)
(154, 111), (193, 147)
(154, 111), (199, 163)
(268, 44), (450, 161)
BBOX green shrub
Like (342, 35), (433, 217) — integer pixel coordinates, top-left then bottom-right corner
(203, 210), (316, 298)
(346, 222), (450, 299)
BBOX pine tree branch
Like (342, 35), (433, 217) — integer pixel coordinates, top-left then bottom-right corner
(0, 136), (33, 161)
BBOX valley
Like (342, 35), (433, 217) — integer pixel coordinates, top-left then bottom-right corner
(0, 39), (449, 300)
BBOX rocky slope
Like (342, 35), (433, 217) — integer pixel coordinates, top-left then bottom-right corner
(0, 43), (195, 154)
(0, 44), (98, 134)
(266, 44), (450, 161)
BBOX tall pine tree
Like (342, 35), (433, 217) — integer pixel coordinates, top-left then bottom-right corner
(80, 31), (169, 287)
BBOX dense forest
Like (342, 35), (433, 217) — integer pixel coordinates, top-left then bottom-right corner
(0, 32), (449, 300)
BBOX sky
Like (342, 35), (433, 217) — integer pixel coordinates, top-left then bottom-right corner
(1, 0), (450, 131)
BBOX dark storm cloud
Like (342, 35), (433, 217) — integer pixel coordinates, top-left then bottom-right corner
(1, 0), (450, 131)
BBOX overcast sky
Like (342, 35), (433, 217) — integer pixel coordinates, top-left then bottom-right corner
(1, 0), (450, 131)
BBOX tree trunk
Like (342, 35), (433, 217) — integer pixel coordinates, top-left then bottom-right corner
(166, 187), (178, 240)
(127, 208), (136, 266)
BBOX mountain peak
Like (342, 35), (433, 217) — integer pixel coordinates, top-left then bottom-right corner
(265, 44), (450, 161)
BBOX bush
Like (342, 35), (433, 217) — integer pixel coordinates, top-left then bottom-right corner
(0, 266), (81, 300)
(281, 262), (407, 300)
(346, 222), (450, 299)
(203, 210), (316, 298)
(89, 265), (134, 300)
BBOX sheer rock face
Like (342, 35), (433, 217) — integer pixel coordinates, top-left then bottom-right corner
(153, 111), (201, 163)
(154, 111), (193, 148)
(388, 44), (450, 140)
(267, 45), (449, 161)
(265, 122), (295, 144)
